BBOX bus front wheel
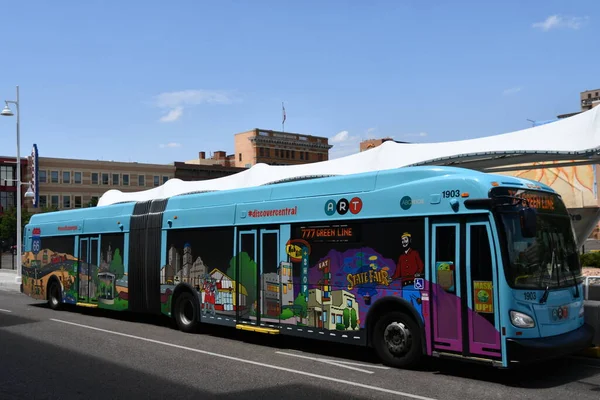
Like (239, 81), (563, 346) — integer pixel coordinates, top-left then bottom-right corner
(174, 292), (200, 333)
(372, 311), (421, 369)
(47, 281), (62, 311)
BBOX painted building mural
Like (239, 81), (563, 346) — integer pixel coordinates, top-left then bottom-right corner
(499, 162), (597, 209)
(22, 235), (78, 302)
(160, 227), (249, 320)
(21, 231), (127, 311)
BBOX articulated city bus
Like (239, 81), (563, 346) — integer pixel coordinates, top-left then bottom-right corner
(20, 166), (594, 368)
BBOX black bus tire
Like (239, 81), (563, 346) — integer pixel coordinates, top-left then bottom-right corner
(174, 292), (200, 333)
(372, 311), (422, 369)
(48, 281), (62, 311)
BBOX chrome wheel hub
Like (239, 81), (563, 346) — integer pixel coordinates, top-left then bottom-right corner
(384, 321), (412, 355)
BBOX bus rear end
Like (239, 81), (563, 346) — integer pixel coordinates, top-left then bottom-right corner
(489, 186), (595, 365)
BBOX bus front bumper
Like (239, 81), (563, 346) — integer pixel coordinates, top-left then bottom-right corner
(506, 323), (595, 364)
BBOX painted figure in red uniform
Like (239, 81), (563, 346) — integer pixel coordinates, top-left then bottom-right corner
(391, 232), (424, 286)
(202, 275), (217, 316)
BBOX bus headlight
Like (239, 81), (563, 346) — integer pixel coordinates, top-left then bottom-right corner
(579, 303), (585, 318)
(510, 311), (535, 328)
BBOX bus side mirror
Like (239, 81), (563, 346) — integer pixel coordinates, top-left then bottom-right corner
(519, 207), (537, 238)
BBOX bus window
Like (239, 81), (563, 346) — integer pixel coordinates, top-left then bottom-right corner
(435, 226), (456, 293)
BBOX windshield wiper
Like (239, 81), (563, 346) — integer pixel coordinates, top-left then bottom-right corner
(539, 285), (550, 304)
(540, 248), (557, 304)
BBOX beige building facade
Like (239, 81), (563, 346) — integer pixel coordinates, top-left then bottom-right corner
(233, 129), (332, 168)
(30, 157), (175, 212)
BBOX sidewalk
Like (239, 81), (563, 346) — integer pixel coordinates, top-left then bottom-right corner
(0, 268), (20, 292)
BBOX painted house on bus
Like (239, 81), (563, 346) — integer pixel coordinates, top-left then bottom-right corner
(208, 268), (247, 313)
(307, 288), (360, 331)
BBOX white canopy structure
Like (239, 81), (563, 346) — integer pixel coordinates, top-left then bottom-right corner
(98, 104), (600, 207)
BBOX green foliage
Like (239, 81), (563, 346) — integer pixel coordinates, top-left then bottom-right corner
(343, 308), (350, 329)
(227, 252), (258, 308)
(110, 249), (125, 279)
(279, 308), (294, 320)
(580, 252), (600, 268)
(335, 323), (345, 330)
(293, 293), (308, 318)
(0, 206), (32, 242)
(350, 308), (358, 330)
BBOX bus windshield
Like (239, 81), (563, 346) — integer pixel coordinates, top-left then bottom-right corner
(491, 187), (582, 290)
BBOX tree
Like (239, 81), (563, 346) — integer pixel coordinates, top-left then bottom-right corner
(293, 293), (308, 319)
(110, 248), (125, 279)
(0, 206), (32, 242)
(350, 308), (358, 330)
(343, 308), (350, 329)
(226, 252), (258, 309)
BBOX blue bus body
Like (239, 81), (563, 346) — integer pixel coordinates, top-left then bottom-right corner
(20, 166), (594, 368)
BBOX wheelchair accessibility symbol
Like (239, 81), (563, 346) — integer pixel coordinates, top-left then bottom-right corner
(414, 278), (425, 290)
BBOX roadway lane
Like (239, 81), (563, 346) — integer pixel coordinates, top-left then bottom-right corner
(1, 291), (600, 400)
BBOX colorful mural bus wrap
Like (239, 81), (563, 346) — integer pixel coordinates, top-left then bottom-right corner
(20, 166), (595, 369)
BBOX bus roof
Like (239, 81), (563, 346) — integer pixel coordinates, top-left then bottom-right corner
(27, 166), (556, 230)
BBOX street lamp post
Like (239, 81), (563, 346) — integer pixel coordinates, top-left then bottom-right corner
(1, 85), (28, 283)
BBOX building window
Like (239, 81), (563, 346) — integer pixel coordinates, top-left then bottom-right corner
(275, 149), (279, 158)
(0, 165), (14, 186)
(74, 196), (82, 208)
(286, 150), (290, 158)
(347, 299), (352, 307)
(63, 195), (71, 208)
(102, 173), (109, 185)
(39, 195), (47, 209)
(51, 195), (59, 208)
(0, 191), (16, 211)
(90, 196), (99, 207)
(162, 176), (168, 184)
(112, 173), (119, 185)
(291, 150), (295, 159)
(300, 152), (304, 160)
(39, 170), (47, 183)
(51, 171), (59, 183)
(239, 153), (242, 162)
(138, 175), (145, 186)
(91, 172), (99, 185)
(122, 174), (129, 186)
(305, 152), (309, 160)
(74, 172), (82, 184)
(62, 171), (70, 184)
(154, 176), (159, 186)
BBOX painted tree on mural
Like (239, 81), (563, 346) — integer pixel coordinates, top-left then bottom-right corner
(109, 249), (125, 279)
(351, 308), (358, 330)
(227, 252), (257, 309)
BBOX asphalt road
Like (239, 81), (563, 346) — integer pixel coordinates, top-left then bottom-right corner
(1, 291), (600, 400)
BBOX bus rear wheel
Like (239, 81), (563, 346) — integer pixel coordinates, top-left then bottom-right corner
(174, 292), (200, 333)
(372, 311), (421, 369)
(47, 281), (62, 311)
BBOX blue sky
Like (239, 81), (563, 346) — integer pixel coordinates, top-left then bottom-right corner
(0, 0), (598, 163)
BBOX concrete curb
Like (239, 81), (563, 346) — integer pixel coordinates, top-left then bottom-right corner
(0, 281), (20, 292)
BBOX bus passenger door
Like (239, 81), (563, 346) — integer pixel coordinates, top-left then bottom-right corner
(236, 229), (258, 324)
(259, 229), (281, 327)
(78, 236), (99, 304)
(430, 221), (463, 354)
(464, 220), (501, 359)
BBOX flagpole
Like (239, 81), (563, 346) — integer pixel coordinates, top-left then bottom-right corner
(282, 102), (285, 132)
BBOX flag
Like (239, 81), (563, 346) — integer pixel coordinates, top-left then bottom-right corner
(282, 102), (286, 125)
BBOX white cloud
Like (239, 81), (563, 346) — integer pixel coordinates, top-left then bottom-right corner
(503, 87), (522, 96)
(153, 89), (240, 123)
(532, 15), (589, 31)
(159, 107), (183, 122)
(159, 142), (182, 149)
